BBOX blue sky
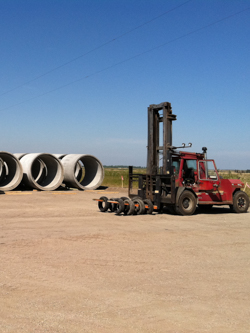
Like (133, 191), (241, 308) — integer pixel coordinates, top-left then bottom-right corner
(1, 0), (250, 169)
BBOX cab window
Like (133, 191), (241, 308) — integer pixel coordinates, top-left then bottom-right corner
(183, 159), (197, 181)
(199, 161), (218, 180)
(172, 160), (180, 177)
(185, 159), (197, 170)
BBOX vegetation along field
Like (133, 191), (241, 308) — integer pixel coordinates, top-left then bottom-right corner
(102, 167), (250, 197)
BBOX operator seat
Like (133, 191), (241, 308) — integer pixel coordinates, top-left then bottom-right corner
(184, 168), (195, 184)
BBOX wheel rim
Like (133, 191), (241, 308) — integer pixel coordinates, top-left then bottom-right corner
(237, 196), (246, 209)
(183, 198), (190, 210)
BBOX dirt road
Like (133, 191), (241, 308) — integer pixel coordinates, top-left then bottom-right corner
(0, 188), (249, 332)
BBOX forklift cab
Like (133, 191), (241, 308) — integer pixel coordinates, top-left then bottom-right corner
(178, 158), (220, 191)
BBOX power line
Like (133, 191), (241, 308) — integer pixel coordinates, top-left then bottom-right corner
(0, 0), (192, 97)
(1, 6), (249, 113)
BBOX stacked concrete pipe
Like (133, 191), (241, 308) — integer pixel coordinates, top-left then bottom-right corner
(59, 154), (104, 190)
(17, 153), (64, 191)
(0, 152), (23, 191)
(0, 152), (104, 191)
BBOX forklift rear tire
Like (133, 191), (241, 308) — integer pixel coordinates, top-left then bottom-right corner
(177, 190), (197, 216)
(143, 199), (154, 214)
(132, 198), (145, 215)
(123, 199), (135, 215)
(232, 191), (249, 213)
(98, 196), (110, 212)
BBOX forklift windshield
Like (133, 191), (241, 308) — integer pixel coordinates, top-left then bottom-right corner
(198, 160), (218, 180)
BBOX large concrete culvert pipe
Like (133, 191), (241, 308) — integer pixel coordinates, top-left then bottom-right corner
(0, 152), (23, 191)
(14, 153), (28, 160)
(61, 154), (104, 190)
(19, 153), (64, 191)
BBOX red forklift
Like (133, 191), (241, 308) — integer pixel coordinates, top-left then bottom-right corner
(127, 102), (249, 215)
(97, 102), (249, 215)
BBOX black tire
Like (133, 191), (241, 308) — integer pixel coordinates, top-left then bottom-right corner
(143, 199), (154, 214)
(114, 198), (125, 215)
(132, 198), (145, 215)
(232, 191), (249, 213)
(177, 190), (197, 216)
(109, 197), (118, 212)
(123, 199), (135, 215)
(198, 204), (213, 212)
(98, 196), (110, 212)
(121, 196), (129, 201)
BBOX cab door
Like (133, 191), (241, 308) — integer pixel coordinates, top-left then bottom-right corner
(198, 160), (220, 192)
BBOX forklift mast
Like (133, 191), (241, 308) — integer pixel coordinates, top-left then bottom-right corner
(147, 102), (176, 175)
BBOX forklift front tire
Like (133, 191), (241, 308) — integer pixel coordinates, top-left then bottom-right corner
(177, 190), (197, 216)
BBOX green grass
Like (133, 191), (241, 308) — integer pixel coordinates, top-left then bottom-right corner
(102, 167), (146, 188)
(102, 168), (250, 196)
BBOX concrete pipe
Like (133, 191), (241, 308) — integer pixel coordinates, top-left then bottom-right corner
(53, 154), (67, 160)
(61, 154), (104, 190)
(19, 153), (64, 191)
(0, 152), (23, 191)
(14, 153), (28, 160)
(53, 154), (82, 178)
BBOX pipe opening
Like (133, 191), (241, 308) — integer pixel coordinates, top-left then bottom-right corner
(77, 157), (103, 189)
(31, 159), (48, 184)
(0, 152), (23, 191)
(61, 154), (104, 190)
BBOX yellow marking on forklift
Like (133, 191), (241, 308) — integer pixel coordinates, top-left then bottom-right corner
(212, 191), (224, 195)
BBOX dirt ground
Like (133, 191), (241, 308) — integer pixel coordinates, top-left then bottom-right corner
(0, 188), (249, 333)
